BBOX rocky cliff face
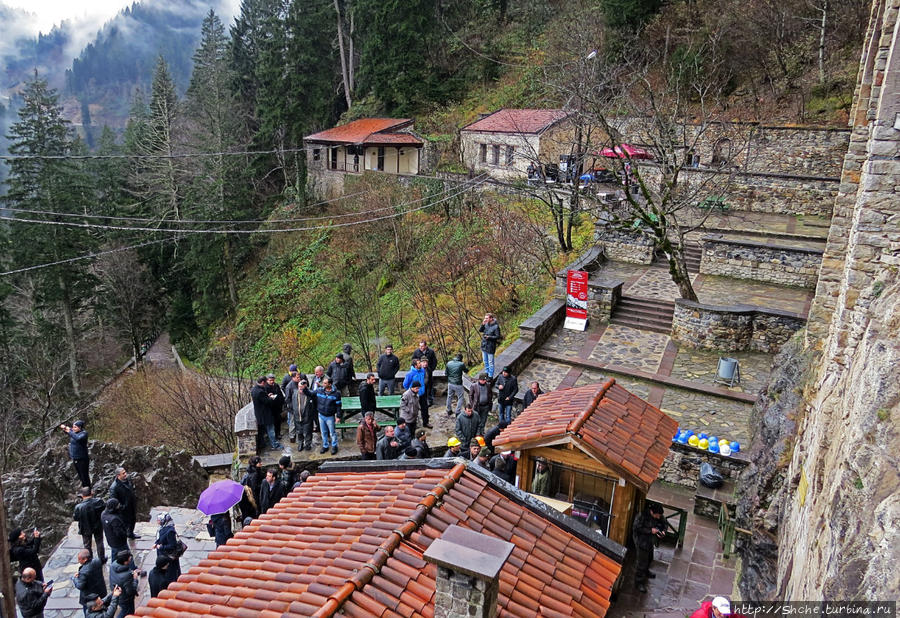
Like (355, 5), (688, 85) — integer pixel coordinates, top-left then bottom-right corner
(735, 336), (811, 601)
(2, 440), (209, 555)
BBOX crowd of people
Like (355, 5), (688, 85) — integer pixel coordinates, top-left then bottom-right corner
(9, 421), (199, 618)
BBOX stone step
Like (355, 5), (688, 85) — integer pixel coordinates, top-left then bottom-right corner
(615, 304), (676, 321)
(609, 315), (673, 334)
(618, 296), (676, 312)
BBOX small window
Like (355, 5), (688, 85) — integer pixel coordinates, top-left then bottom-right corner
(480, 144), (487, 163)
(506, 145), (515, 166)
(313, 148), (320, 161)
(377, 146), (385, 171)
(330, 148), (338, 170)
(492, 145), (500, 165)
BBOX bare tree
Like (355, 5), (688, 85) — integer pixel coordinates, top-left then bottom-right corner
(93, 249), (163, 366)
(334, 0), (355, 108)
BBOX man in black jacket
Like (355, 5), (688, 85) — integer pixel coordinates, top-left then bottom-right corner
(478, 313), (501, 379)
(489, 451), (517, 484)
(376, 345), (400, 395)
(258, 469), (284, 514)
(412, 340), (438, 406)
(108, 550), (139, 616)
(15, 567), (51, 618)
(9, 528), (43, 581)
(468, 374), (492, 436)
(60, 419), (91, 487)
(326, 354), (352, 396)
(632, 503), (665, 592)
(252, 376), (282, 451)
(264, 374), (285, 442)
(358, 373), (377, 413)
(100, 499), (128, 563)
(375, 426), (400, 460)
(495, 366), (519, 426)
(83, 587), (121, 618)
(73, 549), (106, 613)
(73, 487), (106, 563)
(109, 468), (139, 539)
(454, 404), (481, 451)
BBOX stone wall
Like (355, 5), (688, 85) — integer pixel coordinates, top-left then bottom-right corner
(772, 0), (900, 602)
(611, 118), (849, 177)
(672, 300), (806, 353)
(640, 165), (839, 217)
(594, 225), (654, 264)
(700, 235), (823, 288)
(658, 443), (750, 488)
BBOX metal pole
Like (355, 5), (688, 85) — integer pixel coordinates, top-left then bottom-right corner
(0, 482), (18, 618)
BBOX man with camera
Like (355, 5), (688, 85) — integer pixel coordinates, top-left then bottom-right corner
(632, 502), (666, 592)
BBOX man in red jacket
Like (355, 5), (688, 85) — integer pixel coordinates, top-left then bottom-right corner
(690, 596), (732, 618)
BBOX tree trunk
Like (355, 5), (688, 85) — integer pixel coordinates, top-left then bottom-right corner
(661, 242), (698, 301)
(223, 236), (239, 312)
(817, 0), (828, 84)
(59, 273), (81, 395)
(334, 0), (353, 108)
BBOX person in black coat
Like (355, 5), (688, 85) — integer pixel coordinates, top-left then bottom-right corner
(108, 550), (138, 616)
(258, 469), (284, 514)
(149, 555), (177, 598)
(73, 487), (106, 562)
(72, 549), (106, 609)
(100, 499), (128, 562)
(357, 373), (377, 413)
(153, 512), (182, 579)
(15, 567), (51, 618)
(495, 367), (518, 426)
(239, 456), (262, 521)
(8, 528), (43, 581)
(207, 513), (233, 547)
(376, 345), (400, 395)
(109, 468), (139, 539)
(250, 376), (272, 453)
(326, 355), (352, 396)
(264, 374), (285, 441)
(489, 451), (517, 485)
(60, 419), (91, 487)
(522, 381), (543, 409)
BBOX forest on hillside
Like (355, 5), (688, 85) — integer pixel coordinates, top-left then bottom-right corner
(0, 0), (869, 460)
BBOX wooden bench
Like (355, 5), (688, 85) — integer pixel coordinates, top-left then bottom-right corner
(336, 419), (397, 439)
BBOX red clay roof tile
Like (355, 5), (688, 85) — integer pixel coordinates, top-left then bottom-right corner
(461, 108), (570, 134)
(304, 118), (417, 144)
(136, 463), (622, 618)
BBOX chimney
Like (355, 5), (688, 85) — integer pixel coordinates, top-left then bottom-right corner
(423, 524), (514, 618)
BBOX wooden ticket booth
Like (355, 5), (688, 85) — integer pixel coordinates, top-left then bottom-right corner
(493, 379), (678, 547)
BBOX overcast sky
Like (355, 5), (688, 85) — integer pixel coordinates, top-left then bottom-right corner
(4, 0), (241, 34)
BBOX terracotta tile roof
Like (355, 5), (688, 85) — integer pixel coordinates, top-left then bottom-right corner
(304, 118), (416, 144)
(493, 379), (679, 492)
(134, 461), (623, 618)
(460, 108), (570, 134)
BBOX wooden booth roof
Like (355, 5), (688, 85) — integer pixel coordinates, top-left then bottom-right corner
(136, 460), (624, 618)
(493, 379), (678, 493)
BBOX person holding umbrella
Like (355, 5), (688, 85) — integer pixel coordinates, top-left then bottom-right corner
(197, 480), (243, 546)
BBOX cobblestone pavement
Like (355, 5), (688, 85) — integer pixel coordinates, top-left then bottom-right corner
(659, 389), (753, 444)
(682, 209), (831, 240)
(590, 324), (669, 373)
(668, 348), (772, 395)
(38, 508), (217, 618)
(627, 267), (699, 300)
(573, 367), (653, 400)
(518, 358), (580, 393)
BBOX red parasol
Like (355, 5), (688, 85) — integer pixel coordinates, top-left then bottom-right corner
(597, 144), (654, 160)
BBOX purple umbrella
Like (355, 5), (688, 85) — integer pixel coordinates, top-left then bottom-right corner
(197, 479), (243, 515)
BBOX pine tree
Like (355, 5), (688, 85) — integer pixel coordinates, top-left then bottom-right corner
(3, 74), (98, 395)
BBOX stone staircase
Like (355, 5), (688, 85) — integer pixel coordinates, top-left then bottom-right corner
(683, 242), (703, 273)
(610, 296), (675, 334)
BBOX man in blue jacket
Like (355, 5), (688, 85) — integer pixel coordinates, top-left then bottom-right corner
(403, 359), (431, 428)
(303, 378), (342, 455)
(60, 420), (91, 487)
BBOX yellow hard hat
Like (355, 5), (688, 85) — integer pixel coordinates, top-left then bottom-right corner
(447, 437), (461, 447)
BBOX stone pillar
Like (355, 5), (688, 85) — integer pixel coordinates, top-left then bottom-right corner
(423, 525), (514, 618)
(234, 402), (257, 458)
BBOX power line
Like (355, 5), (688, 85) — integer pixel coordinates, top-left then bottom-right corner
(0, 175), (487, 236)
(0, 147), (308, 161)
(0, 239), (171, 276)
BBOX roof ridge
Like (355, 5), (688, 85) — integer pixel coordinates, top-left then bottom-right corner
(567, 378), (616, 435)
(312, 462), (467, 617)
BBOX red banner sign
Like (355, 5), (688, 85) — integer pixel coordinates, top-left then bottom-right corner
(566, 270), (589, 321)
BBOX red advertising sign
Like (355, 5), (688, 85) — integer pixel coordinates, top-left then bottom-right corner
(565, 270), (589, 324)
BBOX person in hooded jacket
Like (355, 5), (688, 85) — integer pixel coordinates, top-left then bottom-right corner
(109, 468), (139, 539)
(108, 550), (139, 616)
(73, 487), (106, 563)
(148, 555), (177, 598)
(9, 528), (43, 581)
(100, 499), (128, 563)
(239, 456), (262, 521)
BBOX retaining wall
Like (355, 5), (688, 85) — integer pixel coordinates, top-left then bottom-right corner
(700, 235), (823, 288)
(672, 299), (806, 353)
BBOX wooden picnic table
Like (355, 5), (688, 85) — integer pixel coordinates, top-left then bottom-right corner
(337, 395), (403, 438)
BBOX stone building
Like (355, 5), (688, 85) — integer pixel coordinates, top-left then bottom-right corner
(459, 108), (573, 180)
(135, 460), (625, 617)
(304, 118), (425, 198)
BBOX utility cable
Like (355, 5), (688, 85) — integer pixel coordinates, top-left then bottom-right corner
(0, 238), (172, 276)
(0, 175), (487, 235)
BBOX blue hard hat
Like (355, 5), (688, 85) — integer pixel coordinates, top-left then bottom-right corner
(731, 442), (740, 453)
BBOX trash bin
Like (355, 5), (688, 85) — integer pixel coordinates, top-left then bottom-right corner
(717, 357), (738, 381)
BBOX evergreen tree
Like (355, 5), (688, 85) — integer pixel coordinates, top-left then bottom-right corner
(2, 74), (98, 395)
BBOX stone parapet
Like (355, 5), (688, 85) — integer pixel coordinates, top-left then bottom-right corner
(594, 225), (654, 264)
(700, 235), (823, 288)
(658, 442), (750, 488)
(672, 299), (806, 353)
(588, 279), (623, 321)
